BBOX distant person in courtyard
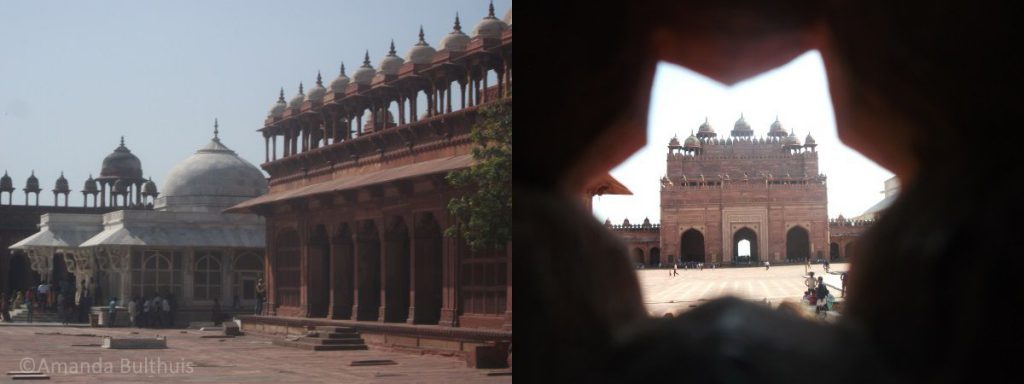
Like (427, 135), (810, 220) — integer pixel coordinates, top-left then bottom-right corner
(79, 289), (92, 323)
(108, 297), (118, 327)
(212, 297), (223, 326)
(841, 272), (848, 297)
(37, 282), (49, 309)
(0, 292), (10, 322)
(824, 259), (830, 272)
(161, 294), (171, 327)
(765, 260), (770, 270)
(26, 292), (34, 323)
(805, 271), (817, 292)
(255, 278), (266, 315)
(672, 263), (678, 276)
(815, 276), (829, 315)
(61, 295), (74, 325)
(13, 291), (23, 309)
(128, 297), (139, 327)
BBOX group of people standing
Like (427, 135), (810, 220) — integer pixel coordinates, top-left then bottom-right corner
(0, 278), (89, 324)
(123, 293), (176, 328)
(802, 271), (834, 317)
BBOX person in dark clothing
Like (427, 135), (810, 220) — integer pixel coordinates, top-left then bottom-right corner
(212, 298), (223, 326)
(815, 277), (829, 315)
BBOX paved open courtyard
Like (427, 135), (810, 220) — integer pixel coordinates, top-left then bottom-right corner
(0, 325), (511, 383)
(637, 263), (848, 316)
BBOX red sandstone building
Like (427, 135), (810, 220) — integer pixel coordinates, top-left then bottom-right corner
(228, 5), (511, 366)
(605, 117), (883, 266)
(662, 116), (828, 265)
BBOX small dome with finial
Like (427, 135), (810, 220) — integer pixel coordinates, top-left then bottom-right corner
(288, 83), (306, 109)
(440, 13), (471, 52)
(83, 174), (98, 193)
(24, 171), (40, 192)
(379, 40), (405, 76)
(0, 171), (13, 192)
(683, 131), (701, 149)
(329, 62), (350, 92)
(804, 133), (817, 148)
(352, 51), (376, 85)
(142, 177), (158, 196)
(268, 88), (287, 118)
(783, 130), (802, 149)
(53, 172), (70, 193)
(732, 114), (753, 137)
(668, 135), (681, 147)
(768, 116), (788, 137)
(307, 72), (327, 102)
(696, 117), (717, 138)
(474, 1), (508, 39)
(407, 26), (437, 65)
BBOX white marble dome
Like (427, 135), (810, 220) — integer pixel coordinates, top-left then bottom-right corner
(352, 51), (377, 85)
(288, 84), (306, 109)
(330, 62), (351, 92)
(307, 73), (327, 102)
(406, 27), (437, 64)
(440, 14), (470, 52)
(473, 3), (508, 39)
(268, 89), (287, 118)
(379, 41), (405, 76)
(156, 131), (268, 213)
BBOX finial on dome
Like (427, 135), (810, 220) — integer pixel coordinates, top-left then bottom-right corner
(316, 71), (323, 86)
(419, 26), (426, 43)
(454, 12), (462, 31)
(278, 87), (285, 101)
(214, 118), (219, 139)
(389, 40), (396, 55)
(298, 82), (304, 94)
(120, 136), (125, 146)
(363, 50), (371, 66)
(488, 1), (495, 17)
(340, 62), (346, 75)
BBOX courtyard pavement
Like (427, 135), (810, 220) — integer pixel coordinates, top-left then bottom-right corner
(0, 325), (511, 383)
(637, 263), (849, 316)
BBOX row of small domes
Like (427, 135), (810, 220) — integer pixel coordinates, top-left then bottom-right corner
(269, 3), (511, 118)
(0, 170), (157, 195)
(670, 116), (817, 149)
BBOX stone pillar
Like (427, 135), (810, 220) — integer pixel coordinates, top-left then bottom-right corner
(183, 249), (195, 307)
(439, 212), (460, 327)
(223, 249), (235, 306)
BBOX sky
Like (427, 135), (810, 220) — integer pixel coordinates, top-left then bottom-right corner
(0, 0), (510, 206)
(592, 52), (894, 224)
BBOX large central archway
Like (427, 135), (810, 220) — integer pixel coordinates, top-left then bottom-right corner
(680, 229), (705, 263)
(733, 227), (758, 264)
(786, 226), (811, 261)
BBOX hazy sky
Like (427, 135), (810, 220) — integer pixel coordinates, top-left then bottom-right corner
(0, 0), (510, 206)
(593, 52), (894, 223)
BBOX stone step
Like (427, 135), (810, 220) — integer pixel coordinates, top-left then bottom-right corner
(324, 332), (363, 339)
(272, 339), (369, 351)
(300, 337), (365, 345)
(316, 326), (358, 334)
